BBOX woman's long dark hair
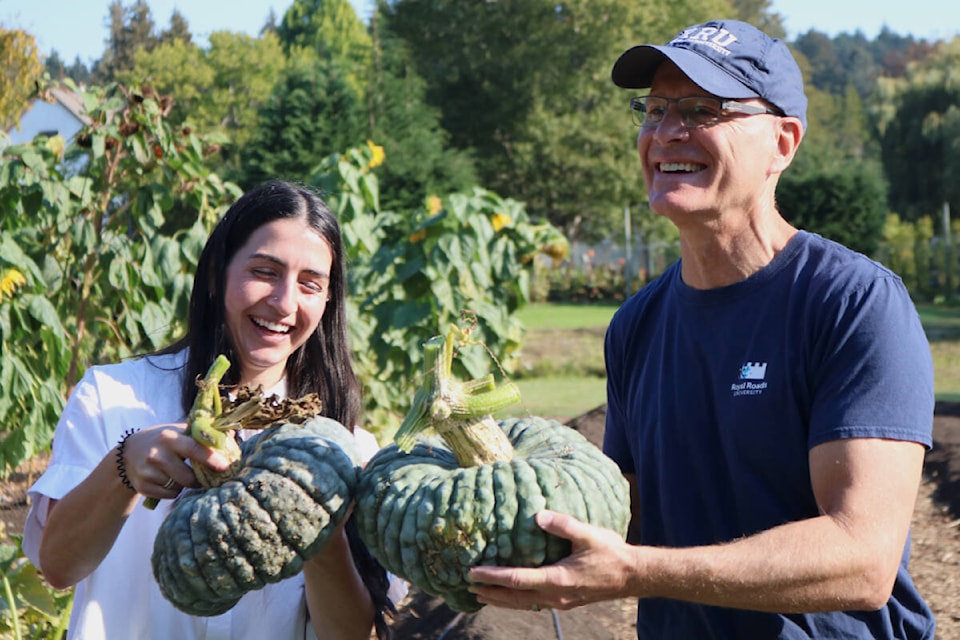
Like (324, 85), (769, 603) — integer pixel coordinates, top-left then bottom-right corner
(156, 179), (393, 636)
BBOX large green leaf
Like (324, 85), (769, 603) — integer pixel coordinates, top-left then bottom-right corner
(26, 295), (64, 340)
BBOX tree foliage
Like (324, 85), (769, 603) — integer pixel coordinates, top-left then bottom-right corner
(729, 0), (786, 39)
(874, 38), (960, 221)
(777, 159), (888, 256)
(378, 0), (731, 242)
(238, 53), (366, 186)
(119, 30), (286, 169)
(94, 0), (158, 82)
(365, 26), (478, 211)
(0, 28), (44, 131)
(278, 0), (373, 70)
(160, 9), (193, 45)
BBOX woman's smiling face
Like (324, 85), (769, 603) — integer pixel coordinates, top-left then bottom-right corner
(223, 215), (332, 388)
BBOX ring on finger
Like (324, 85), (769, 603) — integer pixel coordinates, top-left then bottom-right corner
(162, 476), (177, 490)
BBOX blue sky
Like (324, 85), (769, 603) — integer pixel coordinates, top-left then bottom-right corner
(1, 0), (957, 65)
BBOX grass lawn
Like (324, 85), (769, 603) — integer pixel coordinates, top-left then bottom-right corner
(919, 304), (960, 402)
(503, 376), (608, 420)
(511, 302), (960, 416)
(507, 303), (616, 419)
(517, 302), (619, 330)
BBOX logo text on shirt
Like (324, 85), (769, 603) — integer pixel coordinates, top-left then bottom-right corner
(732, 362), (768, 396)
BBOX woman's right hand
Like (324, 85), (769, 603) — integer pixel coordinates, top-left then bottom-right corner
(119, 423), (232, 499)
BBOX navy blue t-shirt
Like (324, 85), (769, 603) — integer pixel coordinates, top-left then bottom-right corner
(603, 231), (936, 639)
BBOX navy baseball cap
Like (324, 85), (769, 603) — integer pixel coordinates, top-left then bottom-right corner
(611, 20), (807, 131)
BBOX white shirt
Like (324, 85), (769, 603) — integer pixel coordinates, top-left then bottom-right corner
(23, 350), (393, 640)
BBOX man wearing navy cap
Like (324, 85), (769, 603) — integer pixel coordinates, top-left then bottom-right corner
(470, 20), (936, 639)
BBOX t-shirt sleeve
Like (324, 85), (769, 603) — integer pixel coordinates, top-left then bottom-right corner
(807, 275), (934, 449)
(23, 368), (111, 566)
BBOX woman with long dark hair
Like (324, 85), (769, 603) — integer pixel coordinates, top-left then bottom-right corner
(24, 180), (396, 639)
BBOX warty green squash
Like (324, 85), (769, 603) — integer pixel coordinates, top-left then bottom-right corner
(355, 325), (631, 613)
(150, 358), (361, 616)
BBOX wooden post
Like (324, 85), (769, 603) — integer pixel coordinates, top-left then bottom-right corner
(944, 202), (953, 298)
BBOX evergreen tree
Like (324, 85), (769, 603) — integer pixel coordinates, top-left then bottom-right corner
(239, 55), (365, 187)
(379, 0), (729, 241)
(778, 161), (888, 257)
(276, 0), (372, 96)
(93, 0), (159, 83)
(44, 49), (66, 80)
(367, 24), (477, 211)
(160, 9), (192, 45)
(875, 38), (960, 221)
(66, 56), (93, 86)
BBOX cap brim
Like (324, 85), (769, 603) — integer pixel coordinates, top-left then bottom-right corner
(611, 45), (760, 99)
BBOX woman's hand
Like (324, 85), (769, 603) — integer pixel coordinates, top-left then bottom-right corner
(120, 424), (231, 498)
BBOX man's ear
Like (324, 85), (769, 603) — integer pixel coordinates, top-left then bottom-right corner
(772, 117), (804, 173)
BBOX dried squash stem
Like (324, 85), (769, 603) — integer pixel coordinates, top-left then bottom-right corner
(394, 325), (520, 466)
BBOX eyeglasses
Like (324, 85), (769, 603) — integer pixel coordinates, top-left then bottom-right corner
(629, 96), (782, 129)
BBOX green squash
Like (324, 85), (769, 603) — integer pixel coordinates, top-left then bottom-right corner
(354, 326), (631, 612)
(151, 416), (361, 616)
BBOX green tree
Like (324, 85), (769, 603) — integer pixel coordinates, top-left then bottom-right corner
(120, 38), (213, 126)
(205, 32), (287, 161)
(0, 28), (44, 131)
(366, 26), (478, 211)
(44, 49), (67, 80)
(875, 38), (960, 222)
(378, 0), (732, 241)
(120, 31), (286, 179)
(160, 9), (192, 45)
(66, 56), (92, 85)
(730, 0), (786, 39)
(239, 54), (366, 186)
(778, 69), (888, 258)
(777, 159), (888, 256)
(93, 0), (158, 82)
(794, 30), (845, 94)
(277, 0), (373, 96)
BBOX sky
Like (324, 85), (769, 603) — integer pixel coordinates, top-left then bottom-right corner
(1, 0), (957, 65)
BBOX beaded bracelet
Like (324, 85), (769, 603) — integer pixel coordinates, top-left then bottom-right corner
(115, 428), (140, 492)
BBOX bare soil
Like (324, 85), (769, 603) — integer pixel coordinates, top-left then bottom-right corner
(2, 403), (958, 639)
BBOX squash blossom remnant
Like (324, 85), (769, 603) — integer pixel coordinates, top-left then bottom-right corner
(491, 212), (511, 232)
(0, 269), (27, 301)
(366, 140), (385, 168)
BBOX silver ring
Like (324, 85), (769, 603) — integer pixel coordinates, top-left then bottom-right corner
(162, 477), (177, 490)
(530, 604), (540, 612)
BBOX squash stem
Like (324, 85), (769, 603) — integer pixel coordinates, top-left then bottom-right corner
(142, 354), (233, 509)
(394, 325), (519, 466)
